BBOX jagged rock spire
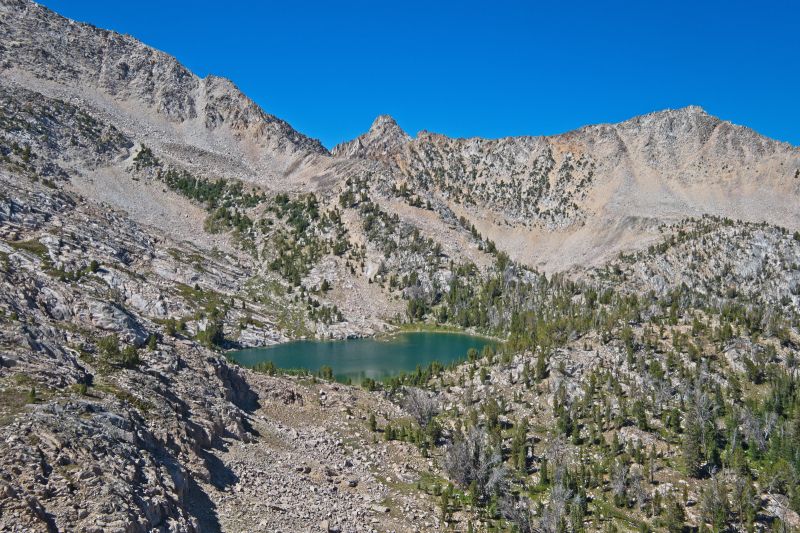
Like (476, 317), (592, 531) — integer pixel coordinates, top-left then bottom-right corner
(332, 114), (411, 159)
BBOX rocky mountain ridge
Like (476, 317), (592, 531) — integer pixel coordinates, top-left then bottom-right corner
(335, 105), (799, 270)
(0, 0), (331, 188)
(0, 1), (799, 532)
(331, 114), (412, 159)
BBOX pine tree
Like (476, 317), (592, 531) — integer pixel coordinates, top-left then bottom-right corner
(700, 475), (730, 532)
(683, 417), (704, 478)
(440, 484), (450, 523)
(536, 349), (548, 381)
(611, 432), (622, 455)
(664, 495), (686, 533)
(540, 457), (549, 486)
(648, 444), (657, 484)
(511, 418), (529, 473)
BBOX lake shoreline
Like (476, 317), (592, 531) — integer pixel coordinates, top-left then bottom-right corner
(227, 323), (505, 354)
(387, 323), (506, 343)
(227, 331), (500, 383)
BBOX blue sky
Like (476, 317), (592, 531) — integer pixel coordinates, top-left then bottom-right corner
(40, 1), (799, 148)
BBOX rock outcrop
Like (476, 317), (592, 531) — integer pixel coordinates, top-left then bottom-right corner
(0, 1), (799, 531)
(331, 115), (411, 159)
(335, 107), (800, 270)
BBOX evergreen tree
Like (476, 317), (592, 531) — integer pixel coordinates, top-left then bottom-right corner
(664, 495), (686, 533)
(536, 349), (548, 381)
(683, 417), (704, 478)
(511, 418), (529, 473)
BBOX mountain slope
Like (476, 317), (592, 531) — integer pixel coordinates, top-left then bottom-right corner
(0, 0), (331, 186)
(0, 1), (799, 531)
(335, 107), (800, 271)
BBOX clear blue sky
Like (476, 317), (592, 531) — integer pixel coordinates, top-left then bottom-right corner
(40, 0), (799, 148)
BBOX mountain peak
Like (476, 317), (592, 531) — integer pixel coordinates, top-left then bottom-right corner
(0, 0), (328, 165)
(676, 105), (708, 115)
(621, 105), (717, 126)
(367, 114), (409, 140)
(332, 114), (411, 159)
(600, 104), (724, 145)
(370, 114), (400, 130)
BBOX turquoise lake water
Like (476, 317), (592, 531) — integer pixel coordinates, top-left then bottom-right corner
(228, 331), (497, 382)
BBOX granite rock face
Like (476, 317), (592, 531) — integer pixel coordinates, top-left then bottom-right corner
(335, 107), (800, 269)
(0, 1), (799, 531)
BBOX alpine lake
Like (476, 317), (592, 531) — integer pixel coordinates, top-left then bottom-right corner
(228, 331), (498, 383)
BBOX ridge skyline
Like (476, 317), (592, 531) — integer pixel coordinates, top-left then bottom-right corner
(2, 2), (800, 531)
(35, 0), (800, 150)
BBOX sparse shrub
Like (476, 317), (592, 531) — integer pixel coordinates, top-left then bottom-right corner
(120, 345), (140, 368)
(319, 365), (334, 380)
(442, 426), (507, 504)
(402, 387), (439, 429)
